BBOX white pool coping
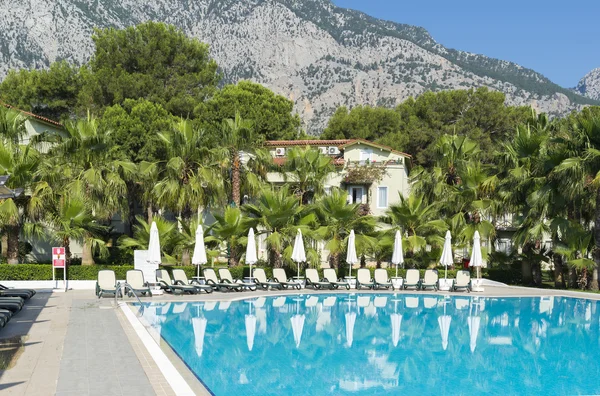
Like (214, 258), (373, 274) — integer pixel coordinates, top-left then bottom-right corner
(119, 302), (197, 396)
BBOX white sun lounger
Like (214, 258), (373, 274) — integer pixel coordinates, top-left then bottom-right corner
(253, 268), (282, 290)
(305, 269), (333, 290)
(420, 269), (439, 291)
(219, 268), (257, 291)
(272, 268), (302, 290)
(203, 268), (244, 292)
(323, 268), (350, 289)
(374, 269), (394, 290)
(453, 270), (472, 292)
(356, 268), (375, 290)
(403, 269), (420, 290)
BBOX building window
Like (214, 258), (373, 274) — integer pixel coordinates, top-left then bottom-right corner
(377, 186), (388, 208)
(349, 186), (364, 204)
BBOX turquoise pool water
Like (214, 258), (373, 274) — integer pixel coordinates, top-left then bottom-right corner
(137, 294), (600, 395)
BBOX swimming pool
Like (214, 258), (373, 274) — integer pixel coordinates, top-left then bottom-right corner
(137, 294), (600, 395)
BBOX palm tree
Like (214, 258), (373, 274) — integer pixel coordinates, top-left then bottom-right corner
(553, 113), (600, 289)
(44, 197), (109, 265)
(243, 187), (317, 268)
(217, 111), (257, 207)
(153, 119), (224, 223)
(0, 140), (42, 264)
(281, 147), (334, 204)
(36, 115), (136, 265)
(118, 216), (182, 264)
(209, 206), (247, 267)
(0, 107), (30, 263)
(381, 193), (447, 266)
(313, 188), (375, 269)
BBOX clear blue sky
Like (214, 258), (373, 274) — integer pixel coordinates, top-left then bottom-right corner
(332, 0), (599, 88)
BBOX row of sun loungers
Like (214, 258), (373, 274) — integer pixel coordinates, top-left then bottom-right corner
(96, 266), (472, 298)
(0, 285), (36, 331)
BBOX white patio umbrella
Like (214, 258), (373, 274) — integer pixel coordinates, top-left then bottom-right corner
(439, 230), (454, 282)
(345, 312), (357, 347)
(467, 316), (481, 353)
(469, 231), (483, 288)
(346, 230), (359, 277)
(438, 300), (452, 351)
(391, 230), (404, 277)
(191, 225), (208, 278)
(246, 228), (258, 279)
(147, 221), (162, 265)
(192, 317), (207, 357)
(291, 229), (306, 279)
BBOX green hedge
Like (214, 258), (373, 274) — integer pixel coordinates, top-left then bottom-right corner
(0, 264), (511, 282)
(0, 264), (134, 280)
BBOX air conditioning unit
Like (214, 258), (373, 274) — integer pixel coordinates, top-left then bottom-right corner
(318, 146), (328, 154)
(328, 146), (340, 155)
(275, 147), (286, 156)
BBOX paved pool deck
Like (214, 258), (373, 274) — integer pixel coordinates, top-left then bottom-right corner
(0, 284), (598, 396)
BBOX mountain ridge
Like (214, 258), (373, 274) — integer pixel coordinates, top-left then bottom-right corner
(0, 0), (597, 133)
(576, 68), (600, 101)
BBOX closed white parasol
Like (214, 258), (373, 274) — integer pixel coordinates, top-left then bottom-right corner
(191, 225), (208, 278)
(291, 229), (306, 279)
(246, 228), (258, 278)
(469, 231), (484, 291)
(391, 230), (404, 277)
(147, 221), (162, 265)
(346, 230), (359, 277)
(439, 230), (453, 288)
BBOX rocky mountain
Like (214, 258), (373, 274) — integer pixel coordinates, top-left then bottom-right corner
(576, 68), (600, 101)
(0, 0), (598, 133)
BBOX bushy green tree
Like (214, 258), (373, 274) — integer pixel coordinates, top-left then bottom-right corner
(195, 80), (301, 141)
(81, 22), (220, 117)
(0, 60), (82, 121)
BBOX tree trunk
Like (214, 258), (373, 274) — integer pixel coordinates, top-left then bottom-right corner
(6, 225), (19, 264)
(533, 261), (542, 286)
(330, 252), (340, 269)
(568, 266), (578, 289)
(147, 203), (153, 224)
(82, 239), (94, 266)
(269, 247), (283, 268)
(1, 234), (7, 260)
(592, 186), (600, 291)
(181, 249), (191, 266)
(553, 254), (564, 289)
(63, 237), (71, 266)
(521, 260), (532, 285)
(228, 239), (239, 267)
(231, 151), (241, 207)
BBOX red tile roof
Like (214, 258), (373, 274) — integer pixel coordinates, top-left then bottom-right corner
(265, 139), (352, 147)
(1, 102), (64, 128)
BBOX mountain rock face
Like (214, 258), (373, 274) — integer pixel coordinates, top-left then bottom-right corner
(576, 68), (600, 101)
(0, 0), (596, 133)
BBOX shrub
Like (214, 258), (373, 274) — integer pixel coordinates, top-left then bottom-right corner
(0, 264), (134, 280)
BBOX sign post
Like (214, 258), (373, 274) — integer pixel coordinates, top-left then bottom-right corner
(52, 247), (67, 291)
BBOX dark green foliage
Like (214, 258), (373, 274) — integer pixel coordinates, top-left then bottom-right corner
(195, 80), (302, 141)
(0, 60), (83, 121)
(82, 22), (220, 117)
(322, 105), (405, 143)
(322, 88), (531, 166)
(99, 99), (174, 162)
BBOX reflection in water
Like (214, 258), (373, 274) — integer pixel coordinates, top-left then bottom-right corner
(138, 294), (600, 395)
